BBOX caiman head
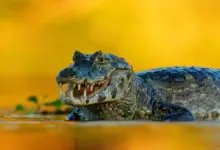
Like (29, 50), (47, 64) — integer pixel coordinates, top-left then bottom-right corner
(56, 50), (134, 106)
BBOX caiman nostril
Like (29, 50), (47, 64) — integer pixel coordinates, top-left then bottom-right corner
(59, 68), (76, 77)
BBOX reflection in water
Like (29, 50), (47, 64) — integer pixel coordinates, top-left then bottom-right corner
(0, 117), (220, 150)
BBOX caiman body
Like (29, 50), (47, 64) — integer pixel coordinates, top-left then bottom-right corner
(56, 50), (220, 121)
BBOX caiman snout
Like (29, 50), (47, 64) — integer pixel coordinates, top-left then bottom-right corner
(59, 68), (76, 77)
(56, 67), (77, 83)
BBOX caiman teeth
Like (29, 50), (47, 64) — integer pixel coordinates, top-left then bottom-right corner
(84, 89), (87, 99)
(84, 80), (87, 86)
(59, 83), (62, 89)
(70, 90), (74, 98)
(60, 77), (111, 100)
(59, 83), (64, 96)
(77, 84), (81, 90)
(90, 84), (94, 91)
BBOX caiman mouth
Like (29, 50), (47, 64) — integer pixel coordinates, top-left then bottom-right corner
(57, 77), (111, 100)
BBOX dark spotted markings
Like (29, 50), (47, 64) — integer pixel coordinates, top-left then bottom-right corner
(111, 87), (117, 98)
(98, 93), (106, 103)
(127, 73), (131, 80)
(119, 78), (124, 89)
(137, 67), (220, 84)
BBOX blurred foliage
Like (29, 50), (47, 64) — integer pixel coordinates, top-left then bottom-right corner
(44, 98), (63, 110)
(15, 104), (25, 112)
(15, 95), (65, 114)
(27, 107), (35, 114)
(27, 96), (38, 104)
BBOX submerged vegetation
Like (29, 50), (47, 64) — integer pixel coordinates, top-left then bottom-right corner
(15, 95), (73, 115)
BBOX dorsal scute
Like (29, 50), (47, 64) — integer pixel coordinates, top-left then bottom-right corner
(72, 50), (85, 61)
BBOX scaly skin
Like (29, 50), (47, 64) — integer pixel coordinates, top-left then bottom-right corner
(57, 50), (220, 121)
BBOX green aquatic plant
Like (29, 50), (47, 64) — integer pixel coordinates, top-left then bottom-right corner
(44, 98), (63, 111)
(27, 95), (41, 113)
(14, 95), (66, 115)
(27, 95), (38, 104)
(15, 104), (25, 112)
(27, 107), (35, 114)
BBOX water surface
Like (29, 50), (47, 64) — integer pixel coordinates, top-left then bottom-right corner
(1, 115), (220, 150)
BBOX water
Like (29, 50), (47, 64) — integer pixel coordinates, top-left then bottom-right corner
(1, 114), (220, 150)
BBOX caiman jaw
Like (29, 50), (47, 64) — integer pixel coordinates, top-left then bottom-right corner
(58, 77), (111, 100)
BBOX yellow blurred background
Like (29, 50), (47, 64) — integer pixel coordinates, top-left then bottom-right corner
(0, 0), (220, 107)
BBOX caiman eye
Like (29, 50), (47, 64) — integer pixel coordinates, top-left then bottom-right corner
(95, 56), (109, 64)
